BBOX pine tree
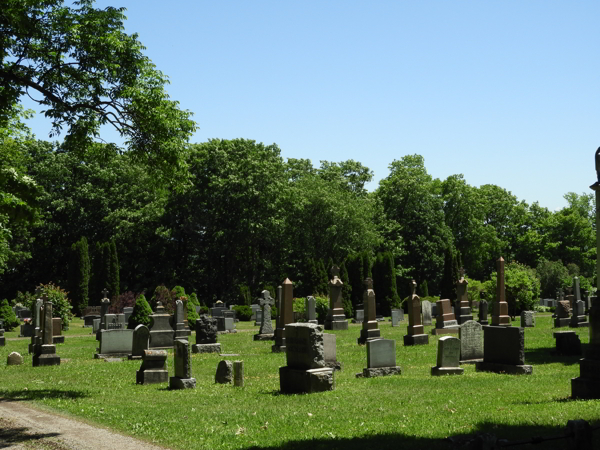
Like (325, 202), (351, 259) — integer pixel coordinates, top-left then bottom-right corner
(317, 259), (329, 295)
(345, 254), (363, 307)
(128, 294), (153, 329)
(420, 279), (429, 298)
(68, 236), (90, 315)
(361, 251), (371, 279)
(339, 261), (353, 317)
(108, 238), (120, 300)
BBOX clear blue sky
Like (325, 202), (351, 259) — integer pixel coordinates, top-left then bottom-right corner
(22, 1), (600, 211)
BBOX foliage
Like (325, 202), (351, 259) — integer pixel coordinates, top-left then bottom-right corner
(314, 296), (329, 324)
(186, 291), (200, 323)
(466, 277), (485, 305)
(127, 294), (152, 329)
(11, 290), (36, 311)
(236, 285), (251, 306)
(107, 238), (120, 300)
(483, 262), (541, 314)
(150, 285), (173, 313)
(109, 291), (136, 314)
(232, 305), (253, 321)
(439, 247), (456, 300)
(535, 259), (571, 299)
(68, 237), (90, 315)
(0, 0), (196, 183)
(0, 298), (20, 331)
(371, 252), (400, 315)
(39, 282), (72, 327)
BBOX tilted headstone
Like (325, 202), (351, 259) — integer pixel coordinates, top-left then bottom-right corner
(306, 296), (317, 324)
(459, 320), (483, 362)
(130, 324), (150, 359)
(215, 360), (233, 384)
(421, 300), (432, 326)
(169, 339), (196, 389)
(358, 278), (380, 345)
(136, 349), (168, 384)
(273, 279), (294, 352)
(431, 336), (463, 375)
(279, 323), (334, 393)
(520, 311), (535, 328)
(325, 266), (348, 330)
(193, 315), (221, 353)
(492, 257), (511, 326)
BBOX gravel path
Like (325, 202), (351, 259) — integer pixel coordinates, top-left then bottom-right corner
(0, 401), (172, 450)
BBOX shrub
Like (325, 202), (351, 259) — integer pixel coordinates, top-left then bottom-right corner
(236, 284), (251, 306)
(187, 292), (200, 323)
(233, 305), (252, 321)
(39, 283), (73, 328)
(314, 296), (329, 324)
(151, 285), (173, 313)
(12, 291), (36, 312)
(68, 236), (90, 315)
(198, 305), (209, 315)
(483, 262), (540, 315)
(109, 291), (136, 314)
(128, 294), (152, 329)
(0, 299), (20, 331)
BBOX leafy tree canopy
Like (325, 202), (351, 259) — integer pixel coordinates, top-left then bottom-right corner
(1, 0), (196, 181)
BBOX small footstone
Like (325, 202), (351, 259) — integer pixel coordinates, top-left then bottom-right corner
(7, 352), (23, 366)
(215, 360), (233, 384)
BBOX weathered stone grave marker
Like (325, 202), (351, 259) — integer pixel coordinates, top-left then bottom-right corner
(149, 302), (174, 348)
(358, 278), (381, 345)
(325, 266), (348, 330)
(357, 339), (402, 378)
(169, 339), (196, 389)
(432, 298), (459, 335)
(520, 311), (535, 328)
(193, 315), (221, 353)
(456, 268), (473, 325)
(404, 280), (429, 346)
(273, 279), (294, 353)
(431, 336), (463, 375)
(136, 349), (168, 384)
(459, 320), (483, 363)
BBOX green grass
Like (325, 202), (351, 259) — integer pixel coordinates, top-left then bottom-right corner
(0, 315), (598, 450)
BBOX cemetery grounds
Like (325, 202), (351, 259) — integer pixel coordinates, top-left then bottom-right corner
(0, 314), (598, 450)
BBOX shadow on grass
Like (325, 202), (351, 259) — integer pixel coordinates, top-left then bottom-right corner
(524, 346), (582, 366)
(243, 421), (599, 450)
(0, 423), (60, 449)
(0, 388), (88, 402)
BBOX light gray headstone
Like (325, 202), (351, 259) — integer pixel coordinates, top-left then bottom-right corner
(366, 339), (396, 369)
(437, 336), (461, 368)
(459, 320), (483, 361)
(323, 333), (336, 363)
(132, 325), (150, 358)
(520, 310), (535, 327)
(306, 296), (317, 322)
(7, 352), (23, 365)
(573, 277), (581, 301)
(99, 329), (134, 354)
(422, 300), (432, 326)
(355, 309), (364, 322)
(174, 338), (191, 379)
(174, 300), (184, 325)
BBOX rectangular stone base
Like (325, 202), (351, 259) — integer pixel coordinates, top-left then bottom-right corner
(569, 322), (590, 328)
(325, 320), (348, 330)
(431, 366), (464, 376)
(253, 333), (274, 341)
(478, 320), (489, 325)
(53, 336), (64, 344)
(356, 366), (402, 378)
(431, 327), (459, 336)
(169, 377), (196, 389)
(475, 361), (533, 375)
(136, 370), (168, 385)
(403, 334), (429, 346)
(192, 343), (221, 353)
(572, 375), (600, 399)
(460, 358), (483, 365)
(279, 366), (334, 393)
(457, 316), (473, 325)
(32, 353), (60, 367)
(357, 328), (381, 345)
(271, 345), (286, 353)
(95, 352), (131, 359)
(554, 318), (570, 328)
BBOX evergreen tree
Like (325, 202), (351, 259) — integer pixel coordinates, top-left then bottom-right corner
(68, 236), (90, 315)
(187, 292), (200, 323)
(128, 294), (153, 329)
(317, 259), (329, 295)
(456, 250), (463, 273)
(0, 299), (20, 331)
(420, 279), (429, 297)
(361, 251), (372, 279)
(339, 261), (353, 317)
(108, 238), (120, 299)
(372, 252), (400, 315)
(440, 247), (456, 300)
(345, 254), (363, 307)
(90, 241), (110, 305)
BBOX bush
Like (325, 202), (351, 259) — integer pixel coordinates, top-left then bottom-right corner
(151, 285), (173, 313)
(128, 294), (152, 329)
(187, 292), (200, 323)
(12, 291), (36, 312)
(0, 299), (20, 331)
(109, 291), (136, 314)
(483, 262), (540, 315)
(314, 296), (329, 324)
(233, 305), (252, 321)
(39, 283), (73, 329)
(198, 305), (209, 315)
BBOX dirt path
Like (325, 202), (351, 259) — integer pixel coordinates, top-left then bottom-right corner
(0, 401), (172, 450)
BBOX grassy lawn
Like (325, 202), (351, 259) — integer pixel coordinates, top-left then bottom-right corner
(0, 314), (598, 450)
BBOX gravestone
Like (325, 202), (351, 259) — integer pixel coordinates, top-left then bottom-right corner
(234, 361), (244, 387)
(391, 309), (402, 327)
(104, 313), (126, 330)
(353, 309), (364, 323)
(92, 318), (101, 333)
(169, 339), (196, 389)
(520, 311), (535, 328)
(431, 303), (438, 318)
(52, 317), (64, 344)
(95, 329), (134, 358)
(325, 266), (348, 330)
(553, 331), (581, 356)
(555, 301), (571, 327)
(404, 280), (429, 346)
(323, 333), (341, 370)
(215, 360), (233, 384)
(173, 300), (191, 339)
(123, 307), (134, 325)
(431, 336), (463, 375)
(100, 289), (110, 330)
(306, 296), (318, 324)
(456, 269), (473, 325)
(216, 316), (235, 333)
(491, 257), (511, 326)
(0, 325), (4, 347)
(210, 304), (227, 318)
(7, 352), (23, 366)
(148, 302), (174, 348)
(29, 297), (43, 354)
(573, 277), (581, 303)
(358, 278), (381, 345)
(129, 324), (149, 360)
(33, 300), (60, 367)
(273, 279), (294, 353)
(475, 326), (532, 375)
(279, 323), (334, 393)
(254, 290), (275, 341)
(254, 309), (263, 327)
(357, 339), (402, 378)
(570, 300), (589, 328)
(572, 150), (600, 398)
(459, 320), (483, 363)
(478, 300), (489, 325)
(250, 304), (260, 321)
(432, 299), (459, 335)
(421, 300), (432, 326)
(193, 315), (221, 353)
(136, 349), (168, 384)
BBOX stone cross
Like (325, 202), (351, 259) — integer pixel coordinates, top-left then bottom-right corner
(259, 290), (274, 335)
